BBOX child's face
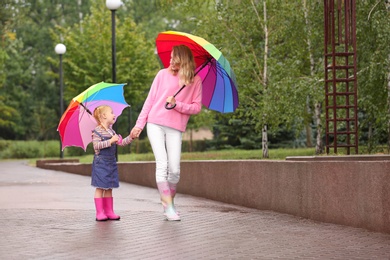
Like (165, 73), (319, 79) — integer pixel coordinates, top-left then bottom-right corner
(102, 107), (116, 125)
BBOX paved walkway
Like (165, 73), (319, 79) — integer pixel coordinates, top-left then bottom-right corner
(0, 160), (389, 260)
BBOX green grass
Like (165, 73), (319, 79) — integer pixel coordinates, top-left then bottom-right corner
(38, 147), (317, 164)
(29, 146), (389, 165)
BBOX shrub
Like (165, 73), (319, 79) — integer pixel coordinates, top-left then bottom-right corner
(1, 141), (42, 159)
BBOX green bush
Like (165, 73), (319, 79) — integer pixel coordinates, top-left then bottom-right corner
(129, 139), (152, 154)
(1, 141), (42, 159)
(182, 140), (208, 152)
(0, 137), (218, 159)
(65, 145), (93, 157)
(0, 140), (11, 153)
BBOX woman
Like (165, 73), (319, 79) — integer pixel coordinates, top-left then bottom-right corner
(130, 45), (202, 221)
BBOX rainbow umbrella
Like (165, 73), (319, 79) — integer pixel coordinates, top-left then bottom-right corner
(57, 82), (129, 151)
(156, 31), (238, 113)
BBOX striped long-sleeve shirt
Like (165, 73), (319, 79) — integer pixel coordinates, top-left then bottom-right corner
(92, 126), (133, 155)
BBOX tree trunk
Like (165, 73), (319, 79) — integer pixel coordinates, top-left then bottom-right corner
(368, 121), (373, 154)
(262, 0), (269, 158)
(387, 53), (390, 153)
(262, 123), (269, 158)
(189, 130), (193, 152)
(263, 0), (268, 87)
(303, 0), (316, 149)
(315, 102), (323, 154)
(78, 0), (84, 33)
(306, 96), (313, 147)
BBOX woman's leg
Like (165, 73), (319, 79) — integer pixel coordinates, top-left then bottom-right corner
(147, 123), (169, 182)
(165, 126), (182, 185)
(165, 126), (182, 211)
(147, 123), (180, 221)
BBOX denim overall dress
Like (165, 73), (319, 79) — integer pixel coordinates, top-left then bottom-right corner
(91, 130), (119, 189)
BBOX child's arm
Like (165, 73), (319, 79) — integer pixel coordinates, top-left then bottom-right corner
(117, 134), (133, 146)
(92, 131), (115, 151)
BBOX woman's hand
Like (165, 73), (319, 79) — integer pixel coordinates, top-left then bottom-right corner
(130, 127), (142, 139)
(166, 96), (176, 106)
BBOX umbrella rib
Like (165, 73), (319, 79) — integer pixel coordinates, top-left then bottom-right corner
(195, 58), (213, 76)
(80, 103), (93, 115)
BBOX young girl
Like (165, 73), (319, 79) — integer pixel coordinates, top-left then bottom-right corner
(130, 45), (202, 221)
(92, 105), (133, 221)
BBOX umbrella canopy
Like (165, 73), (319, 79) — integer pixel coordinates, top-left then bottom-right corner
(57, 82), (129, 151)
(156, 31), (239, 113)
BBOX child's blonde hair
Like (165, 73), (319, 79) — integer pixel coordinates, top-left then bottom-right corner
(93, 105), (110, 125)
(172, 45), (196, 85)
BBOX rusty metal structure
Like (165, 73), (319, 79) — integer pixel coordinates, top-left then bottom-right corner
(324, 0), (358, 154)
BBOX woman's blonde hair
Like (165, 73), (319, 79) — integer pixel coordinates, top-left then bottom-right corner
(172, 45), (196, 85)
(93, 105), (110, 125)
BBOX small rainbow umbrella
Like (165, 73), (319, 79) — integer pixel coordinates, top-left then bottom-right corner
(57, 82), (129, 151)
(156, 31), (238, 113)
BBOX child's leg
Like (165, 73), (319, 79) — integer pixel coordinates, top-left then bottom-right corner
(95, 188), (104, 198)
(102, 189), (120, 220)
(103, 189), (112, 197)
(94, 188), (108, 221)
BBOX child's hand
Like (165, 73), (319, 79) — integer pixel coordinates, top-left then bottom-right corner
(110, 134), (119, 144)
(117, 134), (123, 145)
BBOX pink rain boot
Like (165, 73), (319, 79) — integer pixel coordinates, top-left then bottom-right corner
(94, 198), (108, 221)
(103, 197), (120, 220)
(157, 182), (180, 221)
(168, 182), (179, 215)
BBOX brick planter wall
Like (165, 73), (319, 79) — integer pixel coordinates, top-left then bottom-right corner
(37, 156), (390, 234)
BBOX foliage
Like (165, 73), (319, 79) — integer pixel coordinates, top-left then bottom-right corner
(48, 2), (160, 135)
(356, 0), (390, 151)
(39, 147), (321, 163)
(157, 0), (390, 153)
(1, 0), (389, 154)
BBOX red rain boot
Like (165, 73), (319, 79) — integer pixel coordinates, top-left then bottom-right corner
(94, 198), (108, 221)
(103, 197), (120, 220)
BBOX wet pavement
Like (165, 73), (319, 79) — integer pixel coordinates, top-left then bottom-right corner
(0, 160), (389, 259)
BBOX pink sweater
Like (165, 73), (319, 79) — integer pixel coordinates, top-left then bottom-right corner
(135, 68), (202, 132)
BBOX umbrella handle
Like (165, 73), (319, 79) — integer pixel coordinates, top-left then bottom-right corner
(165, 103), (176, 110)
(165, 84), (186, 110)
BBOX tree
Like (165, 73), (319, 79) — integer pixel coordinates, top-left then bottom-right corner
(356, 0), (390, 152)
(1, 0), (92, 140)
(49, 1), (160, 136)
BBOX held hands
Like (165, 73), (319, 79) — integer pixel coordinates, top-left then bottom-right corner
(130, 127), (142, 139)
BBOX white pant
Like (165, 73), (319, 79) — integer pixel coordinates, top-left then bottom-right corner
(147, 123), (182, 184)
